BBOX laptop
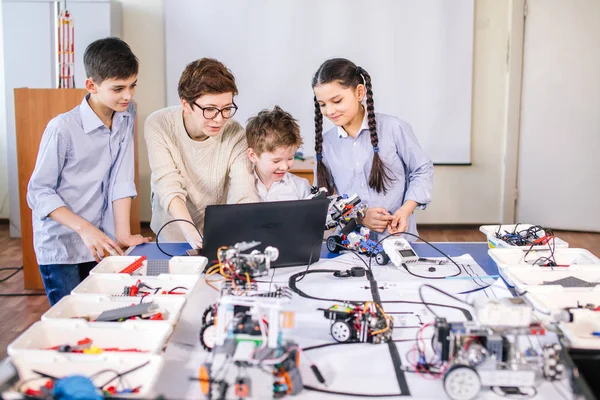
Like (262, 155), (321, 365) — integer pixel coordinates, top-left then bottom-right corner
(201, 199), (330, 268)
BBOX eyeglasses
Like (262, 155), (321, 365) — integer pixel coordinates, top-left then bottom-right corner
(192, 101), (238, 119)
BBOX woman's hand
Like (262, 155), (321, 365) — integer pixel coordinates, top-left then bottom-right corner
(182, 226), (203, 249)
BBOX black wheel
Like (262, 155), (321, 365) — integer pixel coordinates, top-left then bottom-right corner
(327, 235), (342, 253)
(202, 304), (216, 325)
(200, 320), (217, 351)
(330, 320), (352, 342)
(375, 251), (390, 265)
(443, 364), (481, 400)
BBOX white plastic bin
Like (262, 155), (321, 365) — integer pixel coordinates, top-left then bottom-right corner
(90, 256), (148, 275)
(71, 274), (199, 298)
(489, 248), (600, 269)
(41, 295), (186, 326)
(7, 320), (172, 357)
(7, 353), (164, 398)
(167, 256), (207, 274)
(479, 224), (568, 250)
(502, 265), (600, 293)
(525, 286), (600, 316)
(489, 247), (600, 287)
(90, 256), (207, 276)
(559, 314), (600, 350)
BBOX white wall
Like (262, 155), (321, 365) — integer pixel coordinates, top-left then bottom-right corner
(117, 0), (165, 222)
(115, 0), (513, 225)
(419, 0), (511, 224)
(0, 3), (8, 220)
(516, 0), (600, 231)
(0, 0), (525, 226)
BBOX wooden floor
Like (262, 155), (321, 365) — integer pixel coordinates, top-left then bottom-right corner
(1, 222), (599, 357)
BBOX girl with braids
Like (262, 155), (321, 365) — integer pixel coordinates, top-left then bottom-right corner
(312, 58), (433, 238)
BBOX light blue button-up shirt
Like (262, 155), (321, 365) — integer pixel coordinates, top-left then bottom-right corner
(321, 112), (433, 240)
(27, 94), (137, 264)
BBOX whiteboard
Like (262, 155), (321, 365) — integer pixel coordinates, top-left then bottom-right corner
(165, 0), (474, 164)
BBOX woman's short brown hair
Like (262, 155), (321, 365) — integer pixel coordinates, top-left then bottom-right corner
(178, 58), (238, 104)
(246, 106), (303, 156)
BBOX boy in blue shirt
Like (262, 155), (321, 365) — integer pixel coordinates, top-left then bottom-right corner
(27, 37), (150, 305)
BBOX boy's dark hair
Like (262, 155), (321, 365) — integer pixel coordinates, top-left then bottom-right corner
(312, 58), (393, 195)
(84, 37), (138, 83)
(246, 106), (303, 156)
(178, 58), (238, 105)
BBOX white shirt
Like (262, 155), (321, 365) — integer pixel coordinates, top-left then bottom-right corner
(254, 171), (312, 202)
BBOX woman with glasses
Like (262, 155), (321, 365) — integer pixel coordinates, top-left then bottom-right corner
(145, 58), (258, 248)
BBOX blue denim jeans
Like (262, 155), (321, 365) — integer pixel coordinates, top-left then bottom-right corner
(39, 262), (97, 306)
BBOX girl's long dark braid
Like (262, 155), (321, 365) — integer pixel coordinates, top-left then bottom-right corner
(314, 96), (334, 193)
(357, 66), (393, 194)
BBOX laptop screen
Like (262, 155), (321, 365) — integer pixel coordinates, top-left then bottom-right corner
(202, 199), (329, 268)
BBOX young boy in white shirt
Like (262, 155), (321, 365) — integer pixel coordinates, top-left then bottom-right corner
(246, 106), (311, 201)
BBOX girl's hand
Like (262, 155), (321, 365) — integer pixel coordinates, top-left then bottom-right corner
(389, 201), (418, 234)
(361, 208), (394, 233)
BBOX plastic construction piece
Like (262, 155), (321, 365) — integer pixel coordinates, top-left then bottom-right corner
(119, 256), (146, 274)
(542, 276), (598, 288)
(146, 259), (170, 276)
(95, 302), (158, 322)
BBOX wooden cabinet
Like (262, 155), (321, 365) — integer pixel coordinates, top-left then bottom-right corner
(290, 159), (315, 185)
(15, 88), (140, 290)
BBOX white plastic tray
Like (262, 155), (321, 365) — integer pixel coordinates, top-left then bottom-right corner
(42, 294), (186, 326)
(71, 274), (199, 298)
(502, 265), (600, 293)
(525, 287), (600, 316)
(7, 353), (164, 398)
(7, 320), (172, 357)
(559, 314), (600, 350)
(489, 248), (600, 269)
(479, 224), (569, 250)
(90, 256), (207, 275)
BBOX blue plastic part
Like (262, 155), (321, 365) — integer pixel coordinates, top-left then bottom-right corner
(53, 376), (103, 400)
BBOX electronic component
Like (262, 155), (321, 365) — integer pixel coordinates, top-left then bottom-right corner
(95, 302), (158, 322)
(431, 297), (565, 400)
(321, 302), (393, 344)
(382, 237), (419, 266)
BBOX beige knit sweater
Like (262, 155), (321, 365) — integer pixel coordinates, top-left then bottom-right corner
(144, 106), (259, 241)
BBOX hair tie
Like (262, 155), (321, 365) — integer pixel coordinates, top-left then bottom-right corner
(373, 146), (380, 153)
(316, 154), (323, 161)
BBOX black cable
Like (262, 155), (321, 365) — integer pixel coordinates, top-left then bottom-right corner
(167, 286), (188, 293)
(491, 386), (538, 399)
(155, 219), (203, 257)
(295, 239), (326, 283)
(0, 266), (23, 283)
(368, 232), (470, 282)
(304, 385), (403, 397)
(418, 284), (474, 320)
(288, 269), (475, 319)
(97, 361), (150, 389)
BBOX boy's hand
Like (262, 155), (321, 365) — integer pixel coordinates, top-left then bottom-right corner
(361, 208), (394, 233)
(78, 224), (123, 262)
(117, 234), (152, 249)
